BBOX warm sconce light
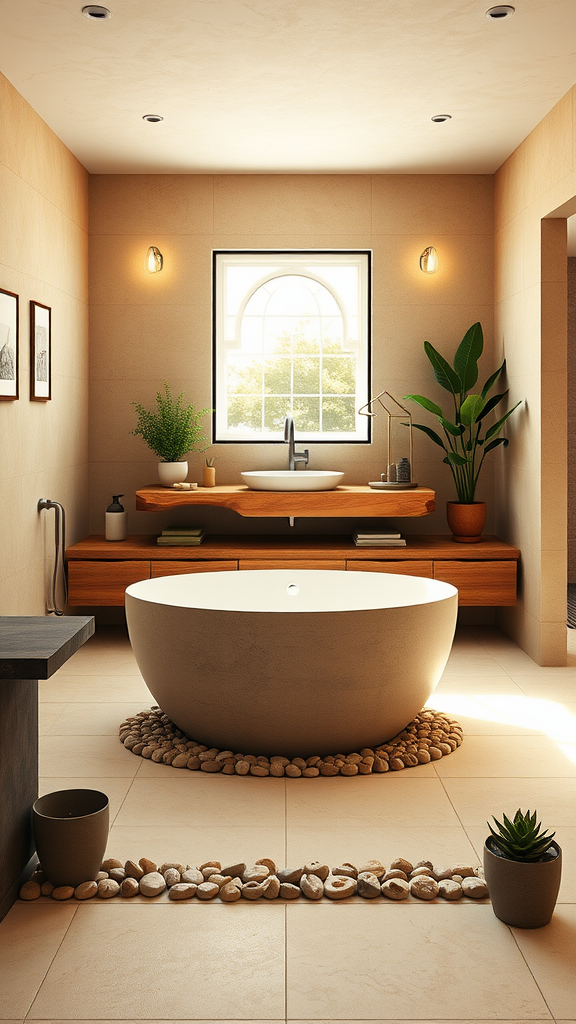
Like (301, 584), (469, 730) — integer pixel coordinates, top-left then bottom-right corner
(419, 246), (438, 274)
(146, 246), (163, 273)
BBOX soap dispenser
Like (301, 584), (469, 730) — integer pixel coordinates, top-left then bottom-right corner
(105, 494), (127, 541)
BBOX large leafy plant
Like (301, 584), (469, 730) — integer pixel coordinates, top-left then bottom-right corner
(488, 809), (556, 863)
(404, 322), (521, 503)
(131, 382), (211, 462)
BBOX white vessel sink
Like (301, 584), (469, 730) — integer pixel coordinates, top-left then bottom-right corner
(241, 470), (344, 492)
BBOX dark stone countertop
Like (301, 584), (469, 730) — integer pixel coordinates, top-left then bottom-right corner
(0, 616), (95, 679)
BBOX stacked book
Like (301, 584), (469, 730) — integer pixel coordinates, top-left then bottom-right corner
(353, 530), (406, 547)
(157, 526), (205, 546)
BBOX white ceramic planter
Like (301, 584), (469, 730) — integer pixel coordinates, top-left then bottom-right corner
(158, 461), (188, 487)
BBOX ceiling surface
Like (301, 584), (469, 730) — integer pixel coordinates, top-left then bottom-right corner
(1, 0), (576, 176)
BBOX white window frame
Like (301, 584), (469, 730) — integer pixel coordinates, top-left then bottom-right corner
(212, 250), (371, 443)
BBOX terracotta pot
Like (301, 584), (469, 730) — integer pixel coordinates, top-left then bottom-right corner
(32, 789), (109, 887)
(483, 838), (562, 928)
(446, 501), (486, 543)
(158, 461), (188, 487)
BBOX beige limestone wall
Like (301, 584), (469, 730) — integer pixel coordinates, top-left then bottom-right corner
(89, 173), (494, 541)
(569, 257), (576, 581)
(0, 73), (89, 614)
(495, 87), (576, 664)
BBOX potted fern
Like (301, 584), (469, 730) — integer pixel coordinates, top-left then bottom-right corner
(131, 382), (211, 487)
(404, 322), (521, 541)
(484, 809), (562, 928)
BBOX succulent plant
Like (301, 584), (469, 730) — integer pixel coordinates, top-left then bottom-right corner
(488, 809), (556, 863)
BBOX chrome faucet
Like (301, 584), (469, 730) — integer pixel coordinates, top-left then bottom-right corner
(283, 416), (309, 471)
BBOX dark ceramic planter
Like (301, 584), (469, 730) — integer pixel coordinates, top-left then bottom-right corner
(483, 837), (562, 928)
(32, 789), (109, 888)
(446, 501), (487, 543)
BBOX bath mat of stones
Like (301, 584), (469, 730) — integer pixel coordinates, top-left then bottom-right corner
(21, 856), (488, 904)
(119, 707), (462, 776)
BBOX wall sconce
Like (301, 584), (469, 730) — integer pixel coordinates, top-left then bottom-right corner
(419, 245), (438, 274)
(146, 246), (163, 273)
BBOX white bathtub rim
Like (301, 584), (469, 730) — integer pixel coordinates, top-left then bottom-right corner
(126, 568), (458, 615)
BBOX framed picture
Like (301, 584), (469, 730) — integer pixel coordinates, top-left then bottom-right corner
(30, 300), (51, 401)
(0, 288), (19, 401)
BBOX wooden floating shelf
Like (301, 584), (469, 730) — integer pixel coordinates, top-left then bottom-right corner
(135, 484), (436, 518)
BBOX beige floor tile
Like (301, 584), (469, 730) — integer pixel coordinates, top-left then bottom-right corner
(435, 672), (524, 694)
(106, 824), (286, 867)
(512, 905), (576, 1019)
(286, 824), (481, 871)
(38, 704), (66, 735)
(291, 1020), (552, 1024)
(38, 677), (82, 703)
(38, 777), (135, 825)
(0, 904), (76, 1020)
(429, 692), (545, 735)
(113, 775), (286, 828)
(39, 734), (140, 778)
(511, 674), (576, 702)
(286, 774), (460, 829)
(286, 903), (550, 1019)
(441, 777), (576, 827)
(28, 903), (285, 1020)
(44, 701), (146, 735)
(31, 1021), (280, 1024)
(435, 735), (576, 778)
(71, 674), (153, 702)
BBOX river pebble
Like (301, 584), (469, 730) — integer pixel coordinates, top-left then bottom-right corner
(461, 876), (489, 898)
(300, 874), (324, 900)
(168, 883), (197, 900)
(75, 881), (98, 900)
(97, 879), (120, 899)
(19, 881), (41, 900)
(140, 871), (166, 897)
(324, 876), (357, 899)
(120, 877), (140, 898)
(381, 878), (410, 900)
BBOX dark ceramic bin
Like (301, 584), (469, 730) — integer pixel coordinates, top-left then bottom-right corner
(483, 838), (562, 928)
(32, 789), (109, 888)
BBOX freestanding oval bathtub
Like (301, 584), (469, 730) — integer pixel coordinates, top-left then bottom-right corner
(125, 569), (458, 758)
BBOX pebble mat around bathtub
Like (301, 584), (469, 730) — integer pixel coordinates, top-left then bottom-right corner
(118, 707), (463, 776)
(20, 856), (488, 903)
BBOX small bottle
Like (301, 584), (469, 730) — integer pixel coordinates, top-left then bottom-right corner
(397, 458), (411, 483)
(203, 456), (216, 488)
(105, 495), (127, 541)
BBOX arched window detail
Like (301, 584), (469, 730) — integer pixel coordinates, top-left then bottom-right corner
(214, 252), (370, 442)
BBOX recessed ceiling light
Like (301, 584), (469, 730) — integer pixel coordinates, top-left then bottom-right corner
(431, 114), (452, 123)
(485, 5), (515, 18)
(82, 5), (111, 18)
(142, 114), (164, 123)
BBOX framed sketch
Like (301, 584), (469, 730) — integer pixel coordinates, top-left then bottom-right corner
(30, 300), (51, 401)
(0, 288), (19, 400)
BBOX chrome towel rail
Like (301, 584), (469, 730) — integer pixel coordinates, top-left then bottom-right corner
(37, 499), (67, 615)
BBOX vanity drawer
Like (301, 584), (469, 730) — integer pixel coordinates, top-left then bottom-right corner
(239, 559), (346, 571)
(67, 560), (151, 606)
(151, 560), (237, 577)
(433, 560), (517, 605)
(346, 560), (433, 577)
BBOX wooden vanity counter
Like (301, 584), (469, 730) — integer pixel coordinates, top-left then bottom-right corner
(66, 534), (520, 608)
(135, 484), (436, 518)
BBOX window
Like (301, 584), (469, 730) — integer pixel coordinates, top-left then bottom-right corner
(213, 251), (371, 442)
